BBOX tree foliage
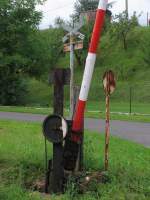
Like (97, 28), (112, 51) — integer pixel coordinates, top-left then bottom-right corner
(23, 28), (64, 78)
(72, 0), (112, 67)
(141, 29), (150, 66)
(109, 12), (139, 50)
(0, 0), (44, 105)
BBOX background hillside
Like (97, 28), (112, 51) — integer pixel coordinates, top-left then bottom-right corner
(25, 26), (150, 108)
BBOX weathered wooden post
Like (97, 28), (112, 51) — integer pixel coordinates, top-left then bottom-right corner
(44, 68), (70, 193)
(73, 86), (84, 171)
(50, 68), (70, 116)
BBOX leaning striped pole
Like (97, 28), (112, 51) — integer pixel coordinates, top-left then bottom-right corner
(72, 0), (108, 134)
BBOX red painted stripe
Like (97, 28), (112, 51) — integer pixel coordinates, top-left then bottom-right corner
(72, 4), (107, 137)
(89, 9), (105, 53)
(72, 100), (86, 132)
(71, 134), (81, 143)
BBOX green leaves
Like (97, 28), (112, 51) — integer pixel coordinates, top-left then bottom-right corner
(109, 11), (139, 50)
(0, 0), (43, 105)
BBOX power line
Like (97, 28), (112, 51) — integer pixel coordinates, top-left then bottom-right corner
(39, 3), (73, 14)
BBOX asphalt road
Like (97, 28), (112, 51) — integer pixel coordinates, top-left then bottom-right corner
(0, 111), (150, 147)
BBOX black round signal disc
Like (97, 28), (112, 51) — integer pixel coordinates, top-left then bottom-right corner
(43, 115), (68, 143)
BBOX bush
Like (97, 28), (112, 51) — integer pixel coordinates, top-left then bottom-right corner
(0, 71), (28, 105)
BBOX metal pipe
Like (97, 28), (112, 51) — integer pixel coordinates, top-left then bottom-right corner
(125, 0), (128, 18)
(147, 12), (149, 27)
(70, 33), (74, 118)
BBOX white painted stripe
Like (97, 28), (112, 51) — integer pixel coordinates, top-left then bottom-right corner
(61, 117), (68, 139)
(98, 0), (108, 10)
(79, 53), (96, 101)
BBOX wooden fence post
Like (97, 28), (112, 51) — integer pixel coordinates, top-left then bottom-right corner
(48, 68), (70, 193)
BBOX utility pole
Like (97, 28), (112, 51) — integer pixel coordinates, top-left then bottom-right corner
(147, 12), (149, 27)
(125, 0), (128, 18)
(62, 21), (85, 118)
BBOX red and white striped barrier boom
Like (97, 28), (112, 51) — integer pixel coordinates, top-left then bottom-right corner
(72, 0), (108, 133)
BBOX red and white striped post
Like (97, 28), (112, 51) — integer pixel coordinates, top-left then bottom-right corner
(72, 0), (108, 136)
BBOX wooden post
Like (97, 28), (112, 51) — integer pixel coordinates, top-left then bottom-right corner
(73, 86), (80, 116)
(49, 68), (70, 115)
(48, 68), (70, 193)
(73, 86), (84, 171)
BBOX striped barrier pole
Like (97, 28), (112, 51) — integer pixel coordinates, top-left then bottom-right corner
(72, 0), (108, 136)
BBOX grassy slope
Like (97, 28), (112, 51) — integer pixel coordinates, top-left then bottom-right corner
(0, 120), (150, 200)
(19, 27), (150, 115)
(66, 27), (150, 103)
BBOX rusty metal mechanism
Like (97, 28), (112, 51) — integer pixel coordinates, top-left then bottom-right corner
(103, 70), (116, 171)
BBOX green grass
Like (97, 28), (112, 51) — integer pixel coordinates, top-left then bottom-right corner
(0, 120), (150, 200)
(86, 101), (150, 114)
(0, 102), (150, 123)
(86, 112), (150, 123)
(86, 101), (150, 122)
(1, 101), (150, 114)
(0, 105), (52, 115)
